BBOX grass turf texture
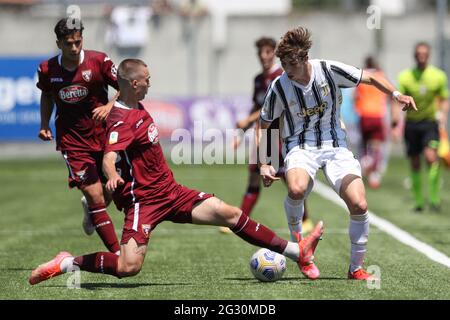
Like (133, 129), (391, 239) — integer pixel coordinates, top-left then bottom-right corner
(0, 157), (449, 299)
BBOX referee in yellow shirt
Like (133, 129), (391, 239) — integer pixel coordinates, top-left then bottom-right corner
(396, 42), (449, 212)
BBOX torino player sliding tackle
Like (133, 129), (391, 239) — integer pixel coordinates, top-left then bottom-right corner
(29, 59), (324, 285)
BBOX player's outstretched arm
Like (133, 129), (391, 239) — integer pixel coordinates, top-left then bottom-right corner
(103, 151), (124, 193)
(38, 91), (54, 141)
(92, 91), (120, 122)
(256, 119), (280, 187)
(237, 109), (262, 131)
(360, 70), (417, 112)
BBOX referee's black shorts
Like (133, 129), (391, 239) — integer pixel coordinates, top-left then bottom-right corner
(404, 120), (439, 156)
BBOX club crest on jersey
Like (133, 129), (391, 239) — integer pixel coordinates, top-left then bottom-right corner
(109, 131), (119, 144)
(321, 83), (330, 96)
(58, 85), (88, 103)
(148, 123), (159, 144)
(111, 64), (117, 78)
(142, 224), (151, 238)
(82, 69), (92, 82)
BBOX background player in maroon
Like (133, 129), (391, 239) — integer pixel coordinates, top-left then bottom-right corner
(36, 18), (120, 254)
(227, 37), (314, 236)
(29, 59), (324, 284)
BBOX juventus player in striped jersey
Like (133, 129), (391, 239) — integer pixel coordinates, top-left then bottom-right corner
(258, 27), (416, 280)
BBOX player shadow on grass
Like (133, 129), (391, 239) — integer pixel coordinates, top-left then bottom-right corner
(225, 276), (347, 282)
(41, 282), (193, 290)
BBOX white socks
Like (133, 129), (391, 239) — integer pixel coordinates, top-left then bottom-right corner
(60, 257), (75, 273)
(349, 213), (369, 273)
(282, 242), (300, 262)
(284, 196), (304, 241)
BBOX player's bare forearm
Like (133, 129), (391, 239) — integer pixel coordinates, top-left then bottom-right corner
(361, 70), (417, 112)
(237, 110), (261, 131)
(38, 92), (54, 141)
(92, 91), (120, 122)
(360, 70), (396, 95)
(103, 151), (119, 180)
(103, 151), (124, 192)
(256, 119), (272, 167)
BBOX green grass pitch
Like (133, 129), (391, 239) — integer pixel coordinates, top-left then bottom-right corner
(0, 156), (450, 299)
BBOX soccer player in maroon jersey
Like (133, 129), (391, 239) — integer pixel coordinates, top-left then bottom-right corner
(29, 59), (324, 285)
(36, 18), (120, 254)
(225, 37), (314, 237)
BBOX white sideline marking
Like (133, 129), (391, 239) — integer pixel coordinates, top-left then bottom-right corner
(313, 180), (450, 268)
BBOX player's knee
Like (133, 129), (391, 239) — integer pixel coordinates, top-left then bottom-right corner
(225, 205), (242, 225)
(117, 260), (142, 277)
(288, 184), (308, 200)
(82, 186), (105, 204)
(216, 201), (241, 226)
(351, 199), (368, 215)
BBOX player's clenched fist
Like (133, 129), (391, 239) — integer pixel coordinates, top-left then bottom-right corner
(38, 127), (53, 141)
(260, 164), (280, 187)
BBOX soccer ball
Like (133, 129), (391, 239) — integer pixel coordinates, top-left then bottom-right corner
(249, 248), (286, 282)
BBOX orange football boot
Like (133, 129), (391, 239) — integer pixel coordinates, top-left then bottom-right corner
(29, 251), (73, 285)
(348, 268), (377, 281)
(295, 221), (323, 280)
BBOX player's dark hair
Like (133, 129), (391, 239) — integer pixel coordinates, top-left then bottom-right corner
(54, 18), (84, 40)
(255, 37), (277, 50)
(118, 59), (148, 84)
(276, 27), (312, 63)
(365, 56), (379, 70)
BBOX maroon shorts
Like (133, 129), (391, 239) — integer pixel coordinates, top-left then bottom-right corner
(360, 117), (385, 143)
(121, 185), (213, 245)
(61, 150), (106, 189)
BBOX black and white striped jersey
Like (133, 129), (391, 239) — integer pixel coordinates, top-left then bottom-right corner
(260, 59), (362, 152)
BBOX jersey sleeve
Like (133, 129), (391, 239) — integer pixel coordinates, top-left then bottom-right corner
(327, 60), (363, 88)
(260, 81), (283, 123)
(439, 72), (449, 99)
(105, 122), (134, 153)
(101, 54), (119, 91)
(36, 62), (51, 93)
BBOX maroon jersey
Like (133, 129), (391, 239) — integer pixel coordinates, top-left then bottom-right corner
(252, 64), (283, 113)
(36, 50), (119, 151)
(104, 101), (179, 210)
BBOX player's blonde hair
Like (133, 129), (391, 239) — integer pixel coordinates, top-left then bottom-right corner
(276, 27), (312, 64)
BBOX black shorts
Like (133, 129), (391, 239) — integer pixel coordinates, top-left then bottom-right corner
(404, 120), (439, 156)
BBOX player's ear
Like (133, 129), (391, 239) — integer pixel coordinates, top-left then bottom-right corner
(56, 40), (61, 50)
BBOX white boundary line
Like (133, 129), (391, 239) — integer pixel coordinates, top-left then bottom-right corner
(313, 180), (450, 268)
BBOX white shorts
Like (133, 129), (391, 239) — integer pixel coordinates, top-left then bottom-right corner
(284, 146), (362, 194)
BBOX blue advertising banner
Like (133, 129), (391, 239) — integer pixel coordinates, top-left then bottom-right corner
(0, 56), (52, 141)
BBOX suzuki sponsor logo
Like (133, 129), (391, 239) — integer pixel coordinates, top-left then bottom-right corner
(58, 85), (88, 103)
